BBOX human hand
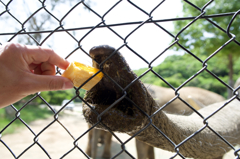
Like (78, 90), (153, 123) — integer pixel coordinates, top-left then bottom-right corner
(0, 43), (73, 108)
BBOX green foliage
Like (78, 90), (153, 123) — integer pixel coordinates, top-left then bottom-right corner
(134, 53), (240, 98)
(39, 90), (73, 104)
(1, 88), (87, 134)
(37, 89), (86, 104)
(0, 105), (52, 135)
(174, 0), (240, 56)
(172, 0), (240, 97)
(17, 88), (86, 105)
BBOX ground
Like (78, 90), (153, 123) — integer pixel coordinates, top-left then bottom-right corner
(0, 107), (235, 159)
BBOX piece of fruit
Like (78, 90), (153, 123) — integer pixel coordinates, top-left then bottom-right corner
(62, 61), (103, 90)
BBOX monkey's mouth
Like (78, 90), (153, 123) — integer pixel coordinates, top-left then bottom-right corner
(82, 45), (149, 133)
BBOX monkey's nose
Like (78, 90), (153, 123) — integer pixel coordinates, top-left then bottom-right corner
(89, 45), (115, 57)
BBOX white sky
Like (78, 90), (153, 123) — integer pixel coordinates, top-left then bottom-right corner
(0, 0), (184, 70)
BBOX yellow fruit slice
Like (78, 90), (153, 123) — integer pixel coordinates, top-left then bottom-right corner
(62, 61), (103, 90)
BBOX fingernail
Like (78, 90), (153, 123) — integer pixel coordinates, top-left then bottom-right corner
(63, 80), (73, 90)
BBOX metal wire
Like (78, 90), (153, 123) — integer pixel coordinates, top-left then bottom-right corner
(0, 0), (240, 158)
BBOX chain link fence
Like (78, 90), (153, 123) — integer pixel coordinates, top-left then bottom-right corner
(0, 0), (240, 158)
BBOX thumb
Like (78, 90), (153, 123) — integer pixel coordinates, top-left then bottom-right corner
(30, 75), (73, 92)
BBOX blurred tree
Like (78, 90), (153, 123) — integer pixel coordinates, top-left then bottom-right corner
(15, 88), (86, 106)
(17, 0), (92, 45)
(173, 0), (240, 98)
(37, 89), (86, 105)
(134, 53), (236, 98)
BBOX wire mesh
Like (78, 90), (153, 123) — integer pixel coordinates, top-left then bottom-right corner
(0, 0), (240, 158)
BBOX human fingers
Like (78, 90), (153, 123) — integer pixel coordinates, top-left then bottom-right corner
(29, 62), (56, 75)
(40, 62), (55, 75)
(24, 74), (73, 93)
(23, 45), (70, 70)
